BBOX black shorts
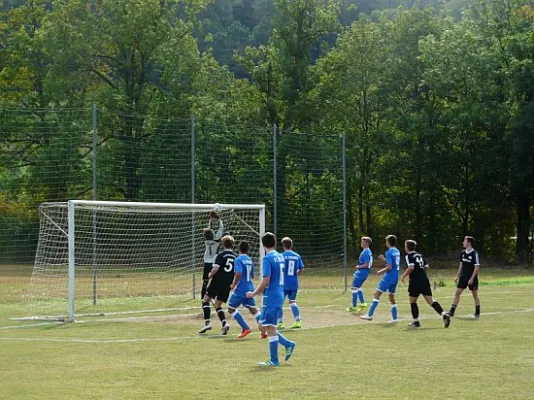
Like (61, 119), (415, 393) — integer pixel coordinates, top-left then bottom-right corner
(202, 263), (213, 281)
(205, 281), (231, 303)
(457, 275), (478, 291)
(408, 279), (433, 298)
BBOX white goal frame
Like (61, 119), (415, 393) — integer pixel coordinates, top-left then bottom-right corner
(65, 200), (265, 322)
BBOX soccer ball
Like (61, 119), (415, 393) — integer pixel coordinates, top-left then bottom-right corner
(213, 203), (222, 213)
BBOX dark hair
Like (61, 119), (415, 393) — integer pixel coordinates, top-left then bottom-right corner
(465, 236), (475, 246)
(405, 240), (417, 252)
(261, 232), (276, 248)
(386, 235), (397, 246)
(239, 241), (249, 254)
(209, 211), (218, 219)
(281, 237), (293, 250)
(203, 228), (214, 241)
(221, 235), (234, 248)
(361, 236), (372, 245)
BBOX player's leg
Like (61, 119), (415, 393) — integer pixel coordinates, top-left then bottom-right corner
(349, 274), (366, 312)
(199, 293), (213, 334)
(361, 286), (384, 320)
(228, 295), (251, 337)
(214, 297), (230, 335)
(201, 263), (212, 299)
(288, 290), (302, 328)
(274, 307), (296, 361)
(448, 281), (466, 317)
(259, 308), (281, 366)
(389, 289), (398, 322)
(471, 285), (480, 319)
(408, 296), (421, 327)
(277, 291), (288, 329)
(246, 301), (266, 338)
(423, 294), (451, 328)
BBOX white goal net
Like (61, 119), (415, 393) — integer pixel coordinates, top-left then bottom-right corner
(25, 201), (265, 321)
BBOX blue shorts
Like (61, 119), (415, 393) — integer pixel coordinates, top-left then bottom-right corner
(377, 276), (398, 294)
(352, 270), (370, 288)
(228, 294), (257, 309)
(284, 289), (298, 301)
(260, 307), (283, 327)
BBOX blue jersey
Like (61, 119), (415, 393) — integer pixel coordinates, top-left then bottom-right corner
(282, 250), (304, 290)
(385, 247), (401, 279)
(233, 254), (254, 296)
(262, 250), (285, 308)
(355, 248), (372, 276)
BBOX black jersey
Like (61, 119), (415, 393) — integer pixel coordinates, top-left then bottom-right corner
(405, 251), (429, 282)
(212, 250), (236, 285)
(460, 249), (480, 277)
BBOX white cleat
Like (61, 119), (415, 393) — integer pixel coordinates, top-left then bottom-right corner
(198, 324), (212, 334)
(221, 323), (230, 335)
(391, 319), (399, 323)
(360, 315), (373, 321)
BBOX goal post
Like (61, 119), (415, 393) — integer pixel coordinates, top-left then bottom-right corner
(27, 200), (265, 322)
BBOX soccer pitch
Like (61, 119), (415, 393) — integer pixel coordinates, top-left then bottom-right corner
(0, 270), (533, 400)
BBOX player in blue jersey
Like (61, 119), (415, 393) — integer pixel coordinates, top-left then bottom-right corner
(347, 236), (373, 313)
(277, 237), (305, 330)
(361, 235), (400, 322)
(247, 232), (296, 367)
(227, 241), (263, 339)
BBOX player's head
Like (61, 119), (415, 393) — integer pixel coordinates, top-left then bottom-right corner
(281, 237), (293, 250)
(239, 241), (249, 254)
(261, 232), (276, 250)
(405, 239), (417, 253)
(386, 235), (396, 248)
(361, 236), (372, 249)
(463, 236), (475, 248)
(209, 211), (218, 219)
(203, 228), (214, 241)
(221, 235), (234, 249)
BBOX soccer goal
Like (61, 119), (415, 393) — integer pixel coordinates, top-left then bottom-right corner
(25, 200), (265, 322)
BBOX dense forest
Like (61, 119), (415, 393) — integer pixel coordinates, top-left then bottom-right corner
(0, 0), (533, 264)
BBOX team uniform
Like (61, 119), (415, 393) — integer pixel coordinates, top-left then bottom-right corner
(457, 249), (480, 290)
(259, 250), (286, 327)
(349, 248), (372, 310)
(201, 219), (224, 297)
(406, 250), (450, 328)
(258, 249), (296, 367)
(377, 247), (401, 294)
(363, 246), (400, 321)
(206, 249), (236, 303)
(406, 251), (432, 298)
(278, 250), (304, 328)
(228, 254), (256, 309)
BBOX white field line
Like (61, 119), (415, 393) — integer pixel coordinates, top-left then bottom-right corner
(0, 307), (533, 343)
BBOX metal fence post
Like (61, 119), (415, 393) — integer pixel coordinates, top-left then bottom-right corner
(92, 104), (98, 305)
(343, 133), (348, 292)
(191, 114), (196, 299)
(273, 123), (278, 240)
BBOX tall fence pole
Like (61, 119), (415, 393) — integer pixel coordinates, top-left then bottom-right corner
(191, 114), (196, 299)
(92, 104), (98, 305)
(343, 133), (348, 292)
(273, 123), (278, 240)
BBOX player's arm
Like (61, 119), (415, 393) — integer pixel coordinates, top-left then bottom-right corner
(248, 276), (270, 298)
(455, 262), (463, 283)
(297, 257), (304, 275)
(208, 263), (219, 279)
(230, 259), (242, 290)
(401, 258), (414, 283)
(377, 253), (391, 275)
(468, 253), (480, 284)
(213, 219), (224, 241)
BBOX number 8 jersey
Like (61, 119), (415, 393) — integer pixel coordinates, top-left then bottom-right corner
(282, 250), (305, 290)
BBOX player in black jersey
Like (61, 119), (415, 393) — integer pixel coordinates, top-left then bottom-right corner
(199, 235), (236, 335)
(201, 211), (224, 299)
(448, 236), (481, 319)
(400, 240), (450, 328)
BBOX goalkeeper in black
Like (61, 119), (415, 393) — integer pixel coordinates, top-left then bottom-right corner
(400, 240), (451, 328)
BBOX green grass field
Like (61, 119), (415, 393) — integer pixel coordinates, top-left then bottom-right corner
(1, 268), (533, 399)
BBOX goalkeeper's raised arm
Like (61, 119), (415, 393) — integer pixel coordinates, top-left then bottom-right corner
(209, 211), (224, 241)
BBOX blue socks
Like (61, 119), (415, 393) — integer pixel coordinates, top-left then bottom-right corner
(277, 332), (293, 348)
(358, 290), (365, 304)
(351, 289), (358, 307)
(268, 336), (279, 363)
(290, 303), (301, 321)
(391, 304), (398, 321)
(368, 299), (379, 317)
(231, 311), (249, 330)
